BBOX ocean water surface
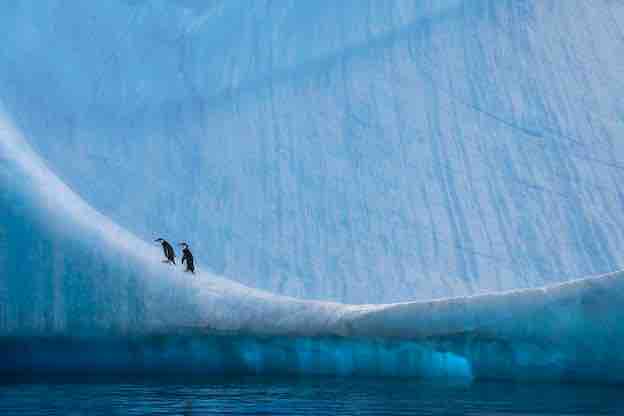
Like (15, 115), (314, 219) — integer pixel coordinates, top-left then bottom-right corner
(0, 375), (622, 415)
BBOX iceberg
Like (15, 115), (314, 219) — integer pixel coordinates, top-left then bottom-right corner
(2, 117), (624, 383)
(2, 0), (624, 385)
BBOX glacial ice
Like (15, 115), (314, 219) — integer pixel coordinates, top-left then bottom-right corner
(2, 1), (624, 303)
(2, 117), (624, 383)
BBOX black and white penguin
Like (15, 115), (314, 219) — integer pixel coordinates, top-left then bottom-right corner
(155, 238), (176, 264)
(179, 242), (195, 274)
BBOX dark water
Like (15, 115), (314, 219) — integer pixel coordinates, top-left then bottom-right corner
(0, 376), (622, 415)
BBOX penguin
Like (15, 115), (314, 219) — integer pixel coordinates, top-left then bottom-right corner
(155, 238), (176, 264)
(179, 242), (195, 274)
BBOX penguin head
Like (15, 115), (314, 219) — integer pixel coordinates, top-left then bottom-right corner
(155, 238), (164, 243)
(178, 242), (189, 249)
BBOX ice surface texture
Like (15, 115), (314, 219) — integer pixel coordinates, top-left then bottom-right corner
(1, 122), (624, 383)
(2, 1), (624, 302)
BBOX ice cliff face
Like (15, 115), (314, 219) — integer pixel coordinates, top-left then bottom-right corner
(2, 1), (624, 303)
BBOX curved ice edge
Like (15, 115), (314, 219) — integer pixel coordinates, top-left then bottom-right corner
(2, 114), (624, 383)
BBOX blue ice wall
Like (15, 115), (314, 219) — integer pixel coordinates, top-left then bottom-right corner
(2, 1), (624, 303)
(0, 334), (473, 380)
(4, 327), (624, 383)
